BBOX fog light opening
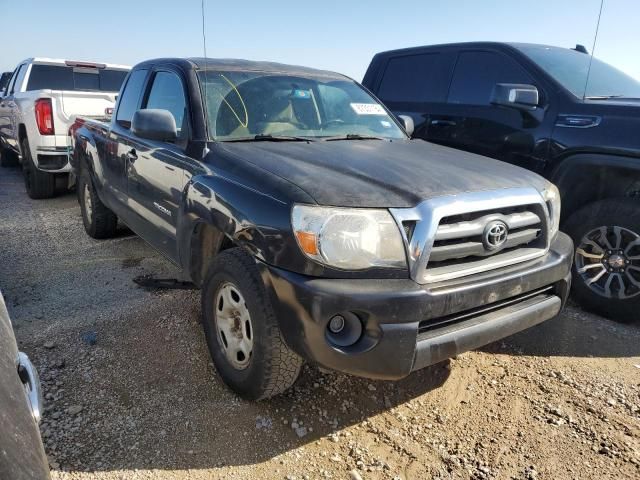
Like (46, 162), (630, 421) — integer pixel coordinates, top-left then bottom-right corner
(326, 312), (363, 347)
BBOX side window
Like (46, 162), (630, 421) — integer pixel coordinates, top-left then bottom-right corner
(377, 53), (450, 103)
(12, 64), (28, 93)
(7, 65), (24, 95)
(144, 71), (187, 139)
(115, 69), (148, 128)
(448, 51), (532, 105)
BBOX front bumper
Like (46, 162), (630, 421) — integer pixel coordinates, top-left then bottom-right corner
(262, 232), (573, 380)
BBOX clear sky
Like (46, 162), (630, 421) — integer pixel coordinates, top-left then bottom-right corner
(2, 0), (638, 81)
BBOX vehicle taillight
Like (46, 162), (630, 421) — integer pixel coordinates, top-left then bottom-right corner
(35, 98), (54, 135)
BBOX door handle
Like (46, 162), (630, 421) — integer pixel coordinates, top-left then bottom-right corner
(430, 119), (457, 127)
(126, 149), (137, 162)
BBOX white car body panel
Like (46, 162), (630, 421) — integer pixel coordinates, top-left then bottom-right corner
(0, 58), (130, 173)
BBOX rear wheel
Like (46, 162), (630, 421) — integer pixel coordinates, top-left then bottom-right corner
(564, 198), (640, 322)
(0, 147), (18, 167)
(78, 170), (118, 239)
(201, 248), (303, 400)
(21, 139), (55, 199)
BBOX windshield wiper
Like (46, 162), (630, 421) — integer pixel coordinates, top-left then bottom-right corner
(323, 134), (386, 141)
(222, 134), (313, 142)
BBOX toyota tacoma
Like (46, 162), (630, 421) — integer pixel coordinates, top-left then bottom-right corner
(70, 58), (572, 399)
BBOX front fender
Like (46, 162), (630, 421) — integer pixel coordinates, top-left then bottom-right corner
(177, 173), (305, 282)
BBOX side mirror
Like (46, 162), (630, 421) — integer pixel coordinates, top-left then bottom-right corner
(131, 109), (177, 142)
(397, 115), (414, 137)
(490, 83), (539, 111)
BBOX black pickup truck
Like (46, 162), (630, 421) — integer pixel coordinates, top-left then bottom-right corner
(70, 58), (572, 399)
(363, 42), (640, 322)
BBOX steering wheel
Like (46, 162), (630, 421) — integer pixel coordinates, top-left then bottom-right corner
(321, 119), (346, 129)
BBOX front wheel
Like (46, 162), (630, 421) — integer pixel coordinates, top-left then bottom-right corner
(201, 248), (303, 400)
(564, 198), (640, 322)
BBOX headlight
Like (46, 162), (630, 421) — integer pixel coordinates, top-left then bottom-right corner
(291, 205), (407, 270)
(542, 184), (561, 242)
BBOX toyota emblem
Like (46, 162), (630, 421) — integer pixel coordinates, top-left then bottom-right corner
(483, 220), (508, 251)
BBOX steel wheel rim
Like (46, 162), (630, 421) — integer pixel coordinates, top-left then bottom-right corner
(83, 182), (93, 220)
(214, 282), (253, 370)
(575, 225), (640, 299)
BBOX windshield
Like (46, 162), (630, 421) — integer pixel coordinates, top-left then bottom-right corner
(197, 70), (406, 141)
(515, 44), (640, 99)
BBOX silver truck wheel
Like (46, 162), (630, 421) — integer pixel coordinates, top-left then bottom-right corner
(565, 198), (640, 323)
(214, 282), (253, 370)
(201, 248), (303, 400)
(575, 226), (640, 299)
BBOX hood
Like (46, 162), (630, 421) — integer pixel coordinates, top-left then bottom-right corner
(215, 139), (549, 208)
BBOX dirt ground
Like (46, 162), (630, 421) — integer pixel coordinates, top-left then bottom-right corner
(1, 165), (639, 480)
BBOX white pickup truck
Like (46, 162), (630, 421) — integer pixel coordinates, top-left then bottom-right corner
(0, 58), (130, 198)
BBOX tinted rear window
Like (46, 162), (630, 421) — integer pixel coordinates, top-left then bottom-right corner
(26, 65), (128, 92)
(377, 53), (450, 103)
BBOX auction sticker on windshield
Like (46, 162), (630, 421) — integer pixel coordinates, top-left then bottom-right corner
(350, 103), (386, 115)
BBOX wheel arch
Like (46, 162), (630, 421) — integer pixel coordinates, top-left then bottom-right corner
(549, 153), (640, 224)
(185, 221), (235, 287)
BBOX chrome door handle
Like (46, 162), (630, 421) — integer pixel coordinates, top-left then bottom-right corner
(430, 119), (457, 127)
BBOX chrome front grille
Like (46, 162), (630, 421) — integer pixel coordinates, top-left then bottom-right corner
(431, 207), (544, 262)
(390, 188), (551, 284)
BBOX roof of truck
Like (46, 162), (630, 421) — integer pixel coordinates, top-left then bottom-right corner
(371, 41), (568, 57)
(134, 57), (348, 79)
(19, 58), (131, 70)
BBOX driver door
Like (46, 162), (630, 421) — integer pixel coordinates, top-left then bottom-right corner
(126, 68), (194, 262)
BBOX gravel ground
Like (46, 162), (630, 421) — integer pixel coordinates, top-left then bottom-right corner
(1, 165), (639, 480)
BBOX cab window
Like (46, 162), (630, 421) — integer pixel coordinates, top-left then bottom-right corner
(115, 69), (148, 128)
(143, 71), (188, 139)
(377, 53), (450, 104)
(12, 64), (28, 94)
(6, 65), (24, 95)
(448, 51), (532, 105)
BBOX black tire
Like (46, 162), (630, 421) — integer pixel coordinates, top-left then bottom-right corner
(201, 248), (303, 400)
(21, 138), (55, 199)
(564, 198), (640, 322)
(78, 170), (118, 239)
(0, 147), (18, 167)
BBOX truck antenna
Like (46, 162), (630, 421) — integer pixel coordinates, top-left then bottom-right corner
(582, 0), (604, 100)
(201, 0), (210, 147)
